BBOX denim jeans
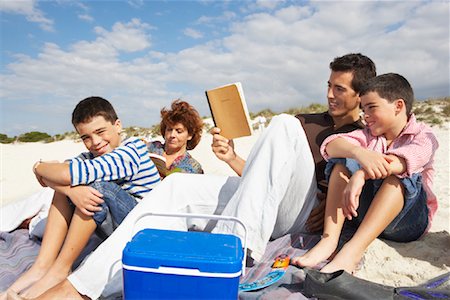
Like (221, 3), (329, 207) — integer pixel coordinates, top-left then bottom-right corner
(325, 158), (429, 242)
(85, 181), (138, 236)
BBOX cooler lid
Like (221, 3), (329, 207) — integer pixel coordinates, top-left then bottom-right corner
(122, 229), (243, 274)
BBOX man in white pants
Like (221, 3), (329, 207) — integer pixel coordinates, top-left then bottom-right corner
(40, 53), (376, 299)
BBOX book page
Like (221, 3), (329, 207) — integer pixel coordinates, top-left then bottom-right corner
(206, 82), (252, 139)
(149, 153), (168, 178)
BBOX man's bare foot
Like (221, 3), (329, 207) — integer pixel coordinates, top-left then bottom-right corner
(320, 243), (363, 274)
(19, 269), (67, 299)
(8, 265), (48, 297)
(291, 238), (338, 268)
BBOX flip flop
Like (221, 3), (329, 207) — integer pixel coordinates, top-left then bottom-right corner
(239, 254), (290, 292)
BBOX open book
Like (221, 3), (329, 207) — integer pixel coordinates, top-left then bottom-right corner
(149, 153), (168, 178)
(205, 82), (252, 140)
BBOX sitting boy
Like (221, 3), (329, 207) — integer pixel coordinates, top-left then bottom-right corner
(292, 73), (439, 274)
(7, 96), (161, 298)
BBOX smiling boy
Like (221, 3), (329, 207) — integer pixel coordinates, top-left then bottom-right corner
(7, 97), (161, 299)
(292, 73), (439, 274)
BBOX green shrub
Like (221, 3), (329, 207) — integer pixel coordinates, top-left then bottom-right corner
(17, 131), (51, 142)
(0, 133), (15, 144)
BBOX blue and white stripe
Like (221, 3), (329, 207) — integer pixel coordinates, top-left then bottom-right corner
(69, 137), (160, 200)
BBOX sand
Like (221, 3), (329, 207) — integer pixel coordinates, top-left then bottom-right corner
(1, 124), (448, 287)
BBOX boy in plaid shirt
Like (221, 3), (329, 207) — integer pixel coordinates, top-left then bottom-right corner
(292, 73), (439, 274)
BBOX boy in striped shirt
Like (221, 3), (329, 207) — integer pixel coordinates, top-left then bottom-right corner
(292, 73), (439, 274)
(8, 96), (160, 298)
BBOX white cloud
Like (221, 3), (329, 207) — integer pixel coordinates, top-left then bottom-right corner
(0, 0), (54, 31)
(78, 14), (93, 22)
(1, 1), (448, 136)
(94, 19), (152, 52)
(127, 0), (145, 9)
(183, 28), (204, 39)
(196, 11), (236, 25)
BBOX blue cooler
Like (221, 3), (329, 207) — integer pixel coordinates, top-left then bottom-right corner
(122, 228), (244, 299)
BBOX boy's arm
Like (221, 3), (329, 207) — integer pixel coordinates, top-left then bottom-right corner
(39, 176), (104, 216)
(210, 127), (246, 176)
(325, 137), (392, 179)
(33, 161), (72, 185)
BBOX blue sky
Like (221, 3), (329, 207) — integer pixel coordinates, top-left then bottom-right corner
(1, 0), (449, 136)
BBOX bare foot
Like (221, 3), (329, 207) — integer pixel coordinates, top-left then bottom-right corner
(291, 238), (338, 268)
(36, 279), (86, 300)
(320, 243), (363, 274)
(8, 265), (48, 297)
(19, 269), (67, 299)
(5, 290), (23, 300)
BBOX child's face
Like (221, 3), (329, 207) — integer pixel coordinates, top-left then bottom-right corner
(361, 91), (402, 138)
(164, 122), (192, 153)
(76, 115), (122, 157)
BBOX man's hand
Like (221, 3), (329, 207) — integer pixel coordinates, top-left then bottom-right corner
(306, 192), (326, 232)
(353, 148), (393, 179)
(66, 186), (104, 216)
(210, 127), (246, 176)
(342, 170), (365, 220)
(210, 127), (236, 163)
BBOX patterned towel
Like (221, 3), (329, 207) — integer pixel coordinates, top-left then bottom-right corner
(0, 229), (40, 292)
(239, 233), (321, 299)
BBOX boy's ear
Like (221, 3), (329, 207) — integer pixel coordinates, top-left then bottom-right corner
(114, 119), (122, 133)
(394, 99), (405, 114)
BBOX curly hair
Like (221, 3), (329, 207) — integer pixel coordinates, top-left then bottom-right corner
(160, 99), (203, 150)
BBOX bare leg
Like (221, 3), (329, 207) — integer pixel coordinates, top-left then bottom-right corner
(35, 279), (87, 300)
(7, 192), (73, 295)
(20, 208), (96, 299)
(291, 164), (349, 268)
(321, 175), (404, 273)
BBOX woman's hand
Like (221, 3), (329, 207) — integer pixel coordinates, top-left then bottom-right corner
(67, 186), (104, 216)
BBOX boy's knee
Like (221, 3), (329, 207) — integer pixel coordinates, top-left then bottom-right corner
(90, 181), (119, 194)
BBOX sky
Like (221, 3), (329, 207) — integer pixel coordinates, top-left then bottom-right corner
(1, 0), (449, 136)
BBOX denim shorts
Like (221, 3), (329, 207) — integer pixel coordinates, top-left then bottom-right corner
(68, 181), (138, 235)
(325, 158), (429, 242)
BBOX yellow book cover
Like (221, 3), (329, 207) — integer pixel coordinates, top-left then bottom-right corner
(205, 82), (252, 139)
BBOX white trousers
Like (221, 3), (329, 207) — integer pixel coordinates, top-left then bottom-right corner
(69, 114), (318, 299)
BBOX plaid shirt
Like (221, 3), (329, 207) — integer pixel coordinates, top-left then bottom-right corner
(320, 114), (439, 226)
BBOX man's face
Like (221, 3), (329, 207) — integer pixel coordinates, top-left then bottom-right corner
(76, 115), (122, 157)
(327, 71), (361, 119)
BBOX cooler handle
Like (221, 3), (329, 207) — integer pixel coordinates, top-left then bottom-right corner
(130, 212), (248, 276)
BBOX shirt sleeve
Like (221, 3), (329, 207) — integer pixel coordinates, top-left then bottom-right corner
(320, 129), (369, 161)
(386, 128), (439, 178)
(69, 139), (143, 186)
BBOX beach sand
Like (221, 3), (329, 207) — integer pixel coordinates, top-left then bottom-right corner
(1, 124), (448, 287)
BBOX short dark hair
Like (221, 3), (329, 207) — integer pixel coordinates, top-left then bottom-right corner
(72, 96), (118, 127)
(360, 73), (414, 115)
(160, 99), (203, 150)
(330, 53), (377, 94)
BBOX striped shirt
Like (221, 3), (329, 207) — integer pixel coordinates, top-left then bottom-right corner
(320, 114), (439, 226)
(69, 137), (161, 200)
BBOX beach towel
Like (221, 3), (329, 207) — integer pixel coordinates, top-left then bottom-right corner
(0, 229), (40, 291)
(0, 229), (104, 292)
